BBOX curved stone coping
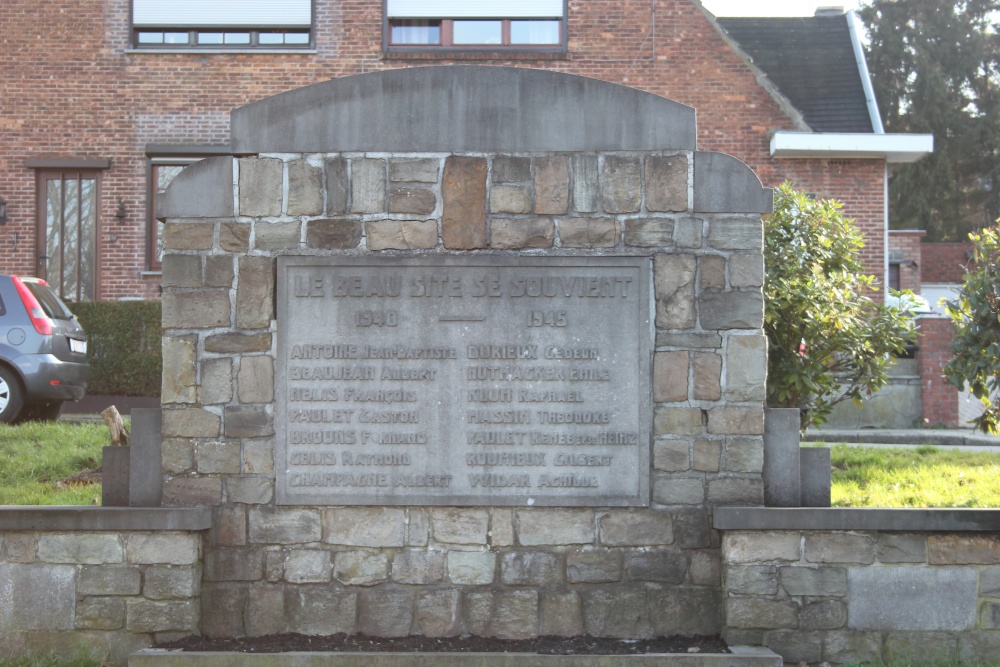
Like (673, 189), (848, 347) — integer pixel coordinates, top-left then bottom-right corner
(231, 65), (697, 154)
(714, 507), (1000, 532)
(132, 647), (780, 667)
(0, 506), (212, 532)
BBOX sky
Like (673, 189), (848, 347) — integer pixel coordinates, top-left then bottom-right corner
(699, 0), (864, 17)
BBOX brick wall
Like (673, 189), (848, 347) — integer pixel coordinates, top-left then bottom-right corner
(0, 0), (886, 299)
(888, 229), (925, 292)
(918, 316), (959, 428)
(922, 243), (974, 284)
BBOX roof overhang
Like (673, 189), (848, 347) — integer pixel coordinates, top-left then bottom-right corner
(771, 131), (934, 163)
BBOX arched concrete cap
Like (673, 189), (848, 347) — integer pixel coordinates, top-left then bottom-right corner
(157, 156), (234, 220)
(693, 152), (773, 214)
(230, 66), (697, 154)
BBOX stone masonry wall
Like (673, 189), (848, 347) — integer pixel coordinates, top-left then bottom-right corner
(722, 530), (1000, 665)
(160, 149), (768, 639)
(0, 530), (201, 662)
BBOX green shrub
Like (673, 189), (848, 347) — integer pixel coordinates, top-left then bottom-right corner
(70, 300), (161, 397)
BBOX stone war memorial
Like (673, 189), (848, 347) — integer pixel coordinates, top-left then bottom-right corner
(156, 65), (772, 642)
(20, 66), (1000, 666)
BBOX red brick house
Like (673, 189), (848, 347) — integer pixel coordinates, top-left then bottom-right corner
(0, 0), (930, 303)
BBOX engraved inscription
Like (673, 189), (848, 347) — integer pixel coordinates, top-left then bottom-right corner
(276, 256), (651, 507)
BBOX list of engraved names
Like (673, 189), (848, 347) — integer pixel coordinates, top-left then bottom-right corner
(276, 256), (651, 506)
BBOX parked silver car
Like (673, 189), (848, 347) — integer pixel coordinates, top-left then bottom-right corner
(0, 275), (89, 422)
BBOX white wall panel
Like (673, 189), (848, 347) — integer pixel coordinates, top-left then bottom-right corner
(134, 0), (311, 27)
(387, 0), (562, 18)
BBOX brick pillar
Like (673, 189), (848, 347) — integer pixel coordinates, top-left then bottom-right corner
(918, 316), (959, 427)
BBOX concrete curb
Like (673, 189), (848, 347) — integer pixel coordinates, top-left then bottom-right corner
(714, 506), (1000, 531)
(130, 648), (782, 667)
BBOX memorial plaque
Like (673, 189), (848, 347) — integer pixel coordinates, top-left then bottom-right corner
(276, 256), (652, 506)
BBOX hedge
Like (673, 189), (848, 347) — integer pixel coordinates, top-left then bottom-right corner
(70, 300), (161, 397)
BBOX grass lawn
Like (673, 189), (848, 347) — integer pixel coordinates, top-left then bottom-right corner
(829, 443), (1000, 508)
(0, 421), (107, 505)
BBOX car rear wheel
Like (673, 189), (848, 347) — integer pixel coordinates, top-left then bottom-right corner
(0, 367), (25, 423)
(17, 401), (64, 423)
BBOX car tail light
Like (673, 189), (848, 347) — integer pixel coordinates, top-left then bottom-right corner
(12, 276), (53, 335)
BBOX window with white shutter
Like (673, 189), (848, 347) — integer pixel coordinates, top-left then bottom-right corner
(132, 0), (313, 49)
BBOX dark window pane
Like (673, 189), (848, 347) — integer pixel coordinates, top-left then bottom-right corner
(510, 20), (560, 44)
(224, 32), (251, 44)
(137, 32), (164, 44)
(25, 282), (74, 320)
(197, 32), (224, 44)
(391, 20), (441, 45)
(453, 20), (502, 45)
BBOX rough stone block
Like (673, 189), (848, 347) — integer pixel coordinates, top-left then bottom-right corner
(417, 589), (461, 637)
(653, 438), (690, 472)
(195, 441), (241, 475)
(162, 477), (222, 506)
(144, 566), (200, 600)
(392, 550), (446, 584)
(567, 549), (622, 583)
(646, 155), (688, 212)
(805, 533), (876, 564)
(324, 507), (406, 547)
(239, 158), (282, 217)
(284, 550), (331, 584)
(649, 587), (721, 635)
(367, 219), (438, 250)
(1, 534), (35, 563)
(442, 156), (487, 249)
(653, 351), (688, 403)
(708, 407), (764, 435)
(516, 509), (594, 546)
(200, 584), (245, 638)
(708, 218), (763, 251)
(219, 222), (250, 253)
(693, 439), (721, 472)
(75, 597), (125, 630)
(210, 507), (247, 547)
(689, 551), (721, 587)
(287, 159), (323, 216)
(625, 549), (687, 583)
(78, 565), (141, 596)
(823, 630), (884, 665)
(351, 158), (386, 213)
(205, 332), (271, 354)
(448, 550), (496, 585)
(725, 437), (765, 473)
(389, 186), (437, 215)
(599, 510), (673, 546)
(326, 157), (349, 215)
(884, 632), (958, 664)
(333, 551), (389, 586)
(226, 477), (274, 505)
(500, 551), (562, 585)
(359, 589), (415, 637)
(489, 509), (514, 547)
(654, 253), (696, 329)
(652, 475), (704, 505)
(535, 156), (569, 214)
(700, 255), (727, 290)
(161, 337), (197, 404)
(928, 535), (1000, 564)
(432, 508), (490, 545)
(0, 563), (76, 630)
(224, 405), (272, 438)
(730, 253), (765, 288)
(877, 534), (926, 564)
(582, 588), (652, 638)
(601, 156), (641, 213)
(204, 255), (235, 287)
(255, 220), (302, 250)
(693, 352), (722, 401)
(726, 335), (768, 402)
(700, 291), (764, 330)
(673, 217), (704, 248)
(707, 477), (764, 504)
(492, 156), (530, 182)
(624, 219), (674, 248)
(235, 256), (274, 329)
(781, 566), (847, 596)
(539, 591), (583, 636)
(800, 600), (847, 630)
(408, 509), (430, 547)
(726, 564), (779, 595)
(654, 407), (703, 437)
(490, 218), (554, 249)
(490, 184), (532, 214)
(465, 590), (538, 639)
(37, 534), (122, 565)
(238, 355), (274, 404)
(128, 534), (199, 566)
(242, 439), (274, 476)
(246, 586), (286, 637)
(572, 154), (599, 213)
(558, 218), (617, 248)
(848, 565), (977, 630)
(126, 599), (198, 633)
(724, 532), (801, 563)
(162, 292), (230, 329)
(163, 222), (213, 250)
(656, 332), (722, 349)
(726, 598), (799, 629)
(763, 629), (824, 664)
(162, 254), (201, 289)
(390, 158), (439, 183)
(307, 218), (362, 249)
(286, 589), (357, 636)
(200, 357), (233, 405)
(248, 507), (322, 544)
